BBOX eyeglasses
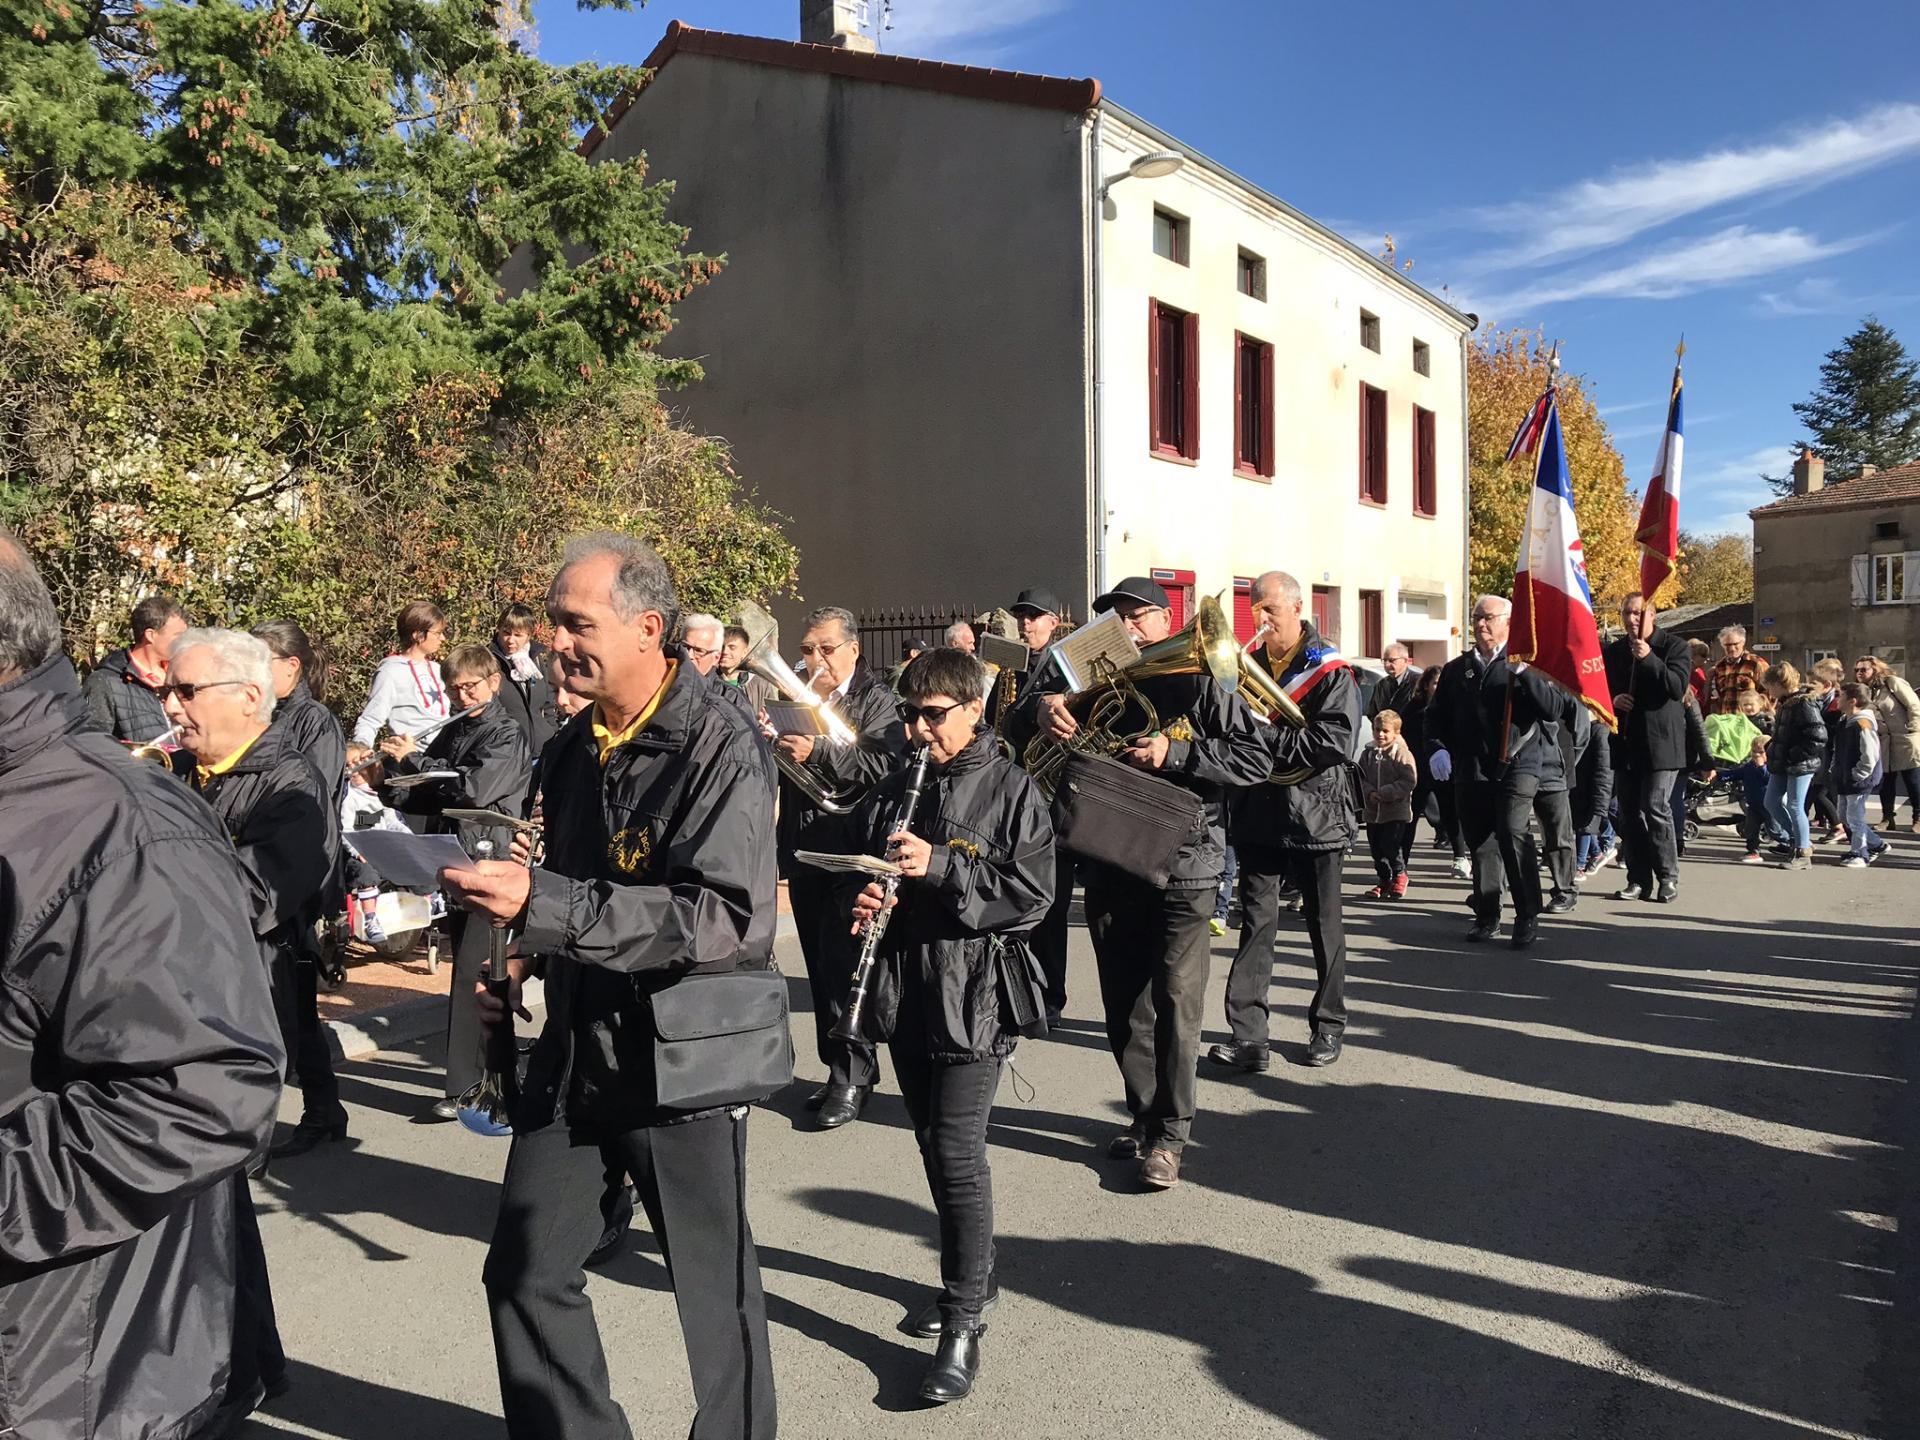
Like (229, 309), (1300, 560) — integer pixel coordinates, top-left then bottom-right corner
(683, 643), (720, 660)
(798, 641), (846, 659)
(449, 679), (492, 697)
(1471, 612), (1503, 623)
(897, 701), (966, 726)
(157, 679), (246, 702)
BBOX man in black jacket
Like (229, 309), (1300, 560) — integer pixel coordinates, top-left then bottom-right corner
(382, 642), (533, 1118)
(81, 591), (187, 743)
(442, 532), (778, 1440)
(490, 602), (556, 755)
(774, 605), (906, 1129)
(1603, 593), (1692, 902)
(1428, 595), (1578, 948)
(1031, 577), (1270, 1190)
(165, 625), (339, 1417)
(1365, 642), (1418, 721)
(0, 537), (283, 1440)
(1209, 570), (1360, 1071)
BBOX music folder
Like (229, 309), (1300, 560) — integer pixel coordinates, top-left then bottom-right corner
(763, 700), (830, 738)
(1052, 612), (1141, 693)
(977, 633), (1031, 673)
(792, 850), (901, 878)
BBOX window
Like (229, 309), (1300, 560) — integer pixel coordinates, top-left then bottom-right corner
(1413, 404), (1437, 516)
(1358, 383), (1389, 505)
(1874, 553), (1909, 604)
(1808, 647), (1839, 671)
(1237, 248), (1266, 300)
(1360, 310), (1381, 352)
(1359, 590), (1384, 659)
(1398, 591), (1442, 618)
(1311, 585), (1339, 645)
(1234, 332), (1275, 479)
(1152, 208), (1188, 265)
(1412, 339), (1431, 376)
(1876, 520), (1902, 539)
(1148, 301), (1199, 461)
(1151, 568), (1196, 630)
(1232, 577), (1257, 643)
(1873, 645), (1908, 676)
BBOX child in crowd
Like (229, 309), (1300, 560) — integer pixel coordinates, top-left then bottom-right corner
(1832, 682), (1889, 867)
(341, 742), (409, 942)
(1358, 709), (1418, 899)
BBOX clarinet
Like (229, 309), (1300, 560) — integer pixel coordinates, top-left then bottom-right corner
(830, 746), (932, 1044)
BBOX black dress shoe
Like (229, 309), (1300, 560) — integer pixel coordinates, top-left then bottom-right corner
(905, 1287), (1000, 1339)
(920, 1326), (985, 1404)
(1204, 1041), (1270, 1072)
(1106, 1127), (1145, 1160)
(270, 1110), (349, 1159)
(1544, 894), (1576, 915)
(802, 1084), (830, 1112)
(1509, 917), (1540, 949)
(815, 1084), (868, 1130)
(1615, 883), (1645, 901)
(585, 1187), (636, 1269)
(1652, 880), (1679, 903)
(1304, 1031), (1342, 1066)
(1464, 918), (1499, 942)
(415, 1097), (459, 1123)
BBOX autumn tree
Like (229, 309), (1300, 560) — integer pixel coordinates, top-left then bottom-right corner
(1466, 330), (1649, 613)
(1766, 316), (1920, 494)
(1673, 531), (1753, 607)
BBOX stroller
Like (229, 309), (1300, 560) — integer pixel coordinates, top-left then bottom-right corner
(1692, 711), (1767, 838)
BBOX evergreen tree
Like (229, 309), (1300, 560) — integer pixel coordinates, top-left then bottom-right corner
(1768, 317), (1920, 493)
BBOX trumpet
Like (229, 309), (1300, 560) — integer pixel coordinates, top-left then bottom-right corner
(831, 747), (931, 1044)
(1236, 621), (1317, 786)
(126, 725), (180, 767)
(742, 633), (865, 814)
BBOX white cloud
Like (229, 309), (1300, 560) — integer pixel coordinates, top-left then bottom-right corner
(1470, 103), (1920, 271)
(1475, 225), (1874, 317)
(880, 0), (1073, 51)
(1756, 274), (1920, 317)
(1598, 399), (1658, 418)
(1681, 444), (1799, 534)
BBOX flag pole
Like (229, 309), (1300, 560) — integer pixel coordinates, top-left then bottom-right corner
(1505, 342), (1562, 764)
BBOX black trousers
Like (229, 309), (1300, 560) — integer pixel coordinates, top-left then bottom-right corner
(1403, 777), (1464, 863)
(1226, 843), (1347, 1045)
(1029, 852), (1076, 1015)
(291, 960), (343, 1119)
(790, 871), (879, 1089)
(1879, 767), (1920, 825)
(1085, 868), (1212, 1151)
(1615, 766), (1680, 889)
(442, 912), (488, 1099)
(484, 1110), (776, 1440)
(1532, 787), (1577, 900)
(891, 1045), (1001, 1328)
(1366, 822), (1407, 884)
(228, 1174), (285, 1396)
(1457, 776), (1542, 924)
(1808, 774), (1841, 829)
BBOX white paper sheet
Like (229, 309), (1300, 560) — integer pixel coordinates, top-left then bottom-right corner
(342, 830), (475, 891)
(791, 849), (901, 878)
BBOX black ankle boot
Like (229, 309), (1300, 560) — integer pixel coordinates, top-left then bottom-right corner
(919, 1325), (985, 1404)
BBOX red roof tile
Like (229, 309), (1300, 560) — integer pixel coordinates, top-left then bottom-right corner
(1750, 460), (1920, 519)
(581, 21), (1102, 159)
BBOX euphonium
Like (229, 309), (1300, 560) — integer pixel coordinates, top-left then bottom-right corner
(1020, 672), (1159, 799)
(126, 725), (181, 767)
(743, 632), (865, 814)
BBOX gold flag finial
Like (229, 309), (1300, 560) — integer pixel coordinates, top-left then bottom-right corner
(1676, 334), (1686, 362)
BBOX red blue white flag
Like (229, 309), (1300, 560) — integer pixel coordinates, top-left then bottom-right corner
(1509, 387), (1618, 732)
(1634, 359), (1685, 598)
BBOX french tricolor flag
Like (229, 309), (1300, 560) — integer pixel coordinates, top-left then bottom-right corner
(1509, 387), (1618, 732)
(1635, 360), (1685, 598)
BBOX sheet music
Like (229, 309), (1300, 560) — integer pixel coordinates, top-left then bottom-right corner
(343, 830), (475, 891)
(791, 849), (902, 878)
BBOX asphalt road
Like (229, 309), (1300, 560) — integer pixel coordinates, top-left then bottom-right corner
(240, 825), (1919, 1439)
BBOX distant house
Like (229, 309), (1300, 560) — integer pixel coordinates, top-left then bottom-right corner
(507, 6), (1476, 662)
(1749, 452), (1920, 675)
(1653, 600), (1753, 647)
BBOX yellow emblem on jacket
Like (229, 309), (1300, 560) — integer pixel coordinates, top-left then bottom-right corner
(608, 826), (653, 876)
(1163, 717), (1196, 744)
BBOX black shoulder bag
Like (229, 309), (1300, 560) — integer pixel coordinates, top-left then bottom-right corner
(1050, 750), (1204, 888)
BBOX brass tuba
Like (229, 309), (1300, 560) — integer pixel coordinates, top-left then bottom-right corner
(126, 725), (181, 767)
(741, 628), (866, 814)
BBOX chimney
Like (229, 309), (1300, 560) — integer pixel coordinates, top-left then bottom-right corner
(800, 0), (878, 52)
(1860, 463), (1879, 479)
(1792, 448), (1825, 496)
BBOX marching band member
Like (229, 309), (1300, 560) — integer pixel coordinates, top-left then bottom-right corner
(777, 606), (907, 1130)
(995, 586), (1072, 1020)
(380, 643), (532, 1120)
(1209, 571), (1360, 1072)
(1031, 577), (1268, 1190)
(841, 648), (1054, 1402)
(441, 533), (779, 1440)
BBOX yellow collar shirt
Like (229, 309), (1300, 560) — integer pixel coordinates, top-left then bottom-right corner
(592, 661), (678, 766)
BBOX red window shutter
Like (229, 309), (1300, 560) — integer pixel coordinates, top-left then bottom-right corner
(1358, 386), (1370, 500)
(1181, 311), (1200, 460)
(1232, 577), (1255, 642)
(1371, 390), (1389, 503)
(1259, 341), (1276, 478)
(1233, 335), (1246, 471)
(1361, 590), (1383, 657)
(1415, 406), (1437, 515)
(1311, 586), (1335, 643)
(1148, 299), (1162, 454)
(1152, 568), (1195, 629)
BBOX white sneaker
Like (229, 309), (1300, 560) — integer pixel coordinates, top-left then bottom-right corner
(1841, 856), (1868, 869)
(1450, 856), (1471, 880)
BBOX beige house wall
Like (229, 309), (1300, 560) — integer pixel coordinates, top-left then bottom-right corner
(1753, 500), (1920, 674)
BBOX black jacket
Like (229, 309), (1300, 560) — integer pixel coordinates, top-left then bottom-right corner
(1572, 711), (1616, 833)
(516, 657), (779, 1134)
(840, 733), (1054, 1063)
(776, 666), (907, 869)
(1229, 624), (1361, 852)
(385, 702), (532, 856)
(79, 645), (171, 743)
(1, 659), (282, 1440)
(1602, 628), (1692, 772)
(1429, 647), (1576, 785)
(274, 679), (346, 794)
(1682, 691), (1712, 773)
(491, 639), (557, 756)
(1767, 691), (1827, 777)
(1365, 668), (1419, 723)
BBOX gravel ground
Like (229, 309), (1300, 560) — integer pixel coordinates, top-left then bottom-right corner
(241, 827), (1919, 1439)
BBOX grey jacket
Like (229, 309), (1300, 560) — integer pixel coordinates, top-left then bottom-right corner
(0, 658), (283, 1440)
(79, 646), (171, 743)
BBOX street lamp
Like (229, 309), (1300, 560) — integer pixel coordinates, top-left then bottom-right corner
(1099, 149), (1186, 202)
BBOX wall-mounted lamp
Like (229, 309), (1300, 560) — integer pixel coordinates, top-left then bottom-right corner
(1099, 150), (1186, 218)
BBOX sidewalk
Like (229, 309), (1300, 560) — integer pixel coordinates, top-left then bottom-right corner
(319, 881), (799, 1061)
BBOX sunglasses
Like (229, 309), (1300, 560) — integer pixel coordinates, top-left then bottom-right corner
(157, 679), (247, 702)
(897, 701), (967, 726)
(797, 641), (846, 658)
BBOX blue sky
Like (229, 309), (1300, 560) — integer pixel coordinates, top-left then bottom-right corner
(532, 0), (1920, 536)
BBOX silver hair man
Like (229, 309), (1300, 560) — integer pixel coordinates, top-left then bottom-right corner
(170, 628), (278, 723)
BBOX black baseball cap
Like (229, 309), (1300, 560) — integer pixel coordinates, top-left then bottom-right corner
(1092, 576), (1171, 615)
(901, 637), (930, 658)
(1011, 588), (1064, 618)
